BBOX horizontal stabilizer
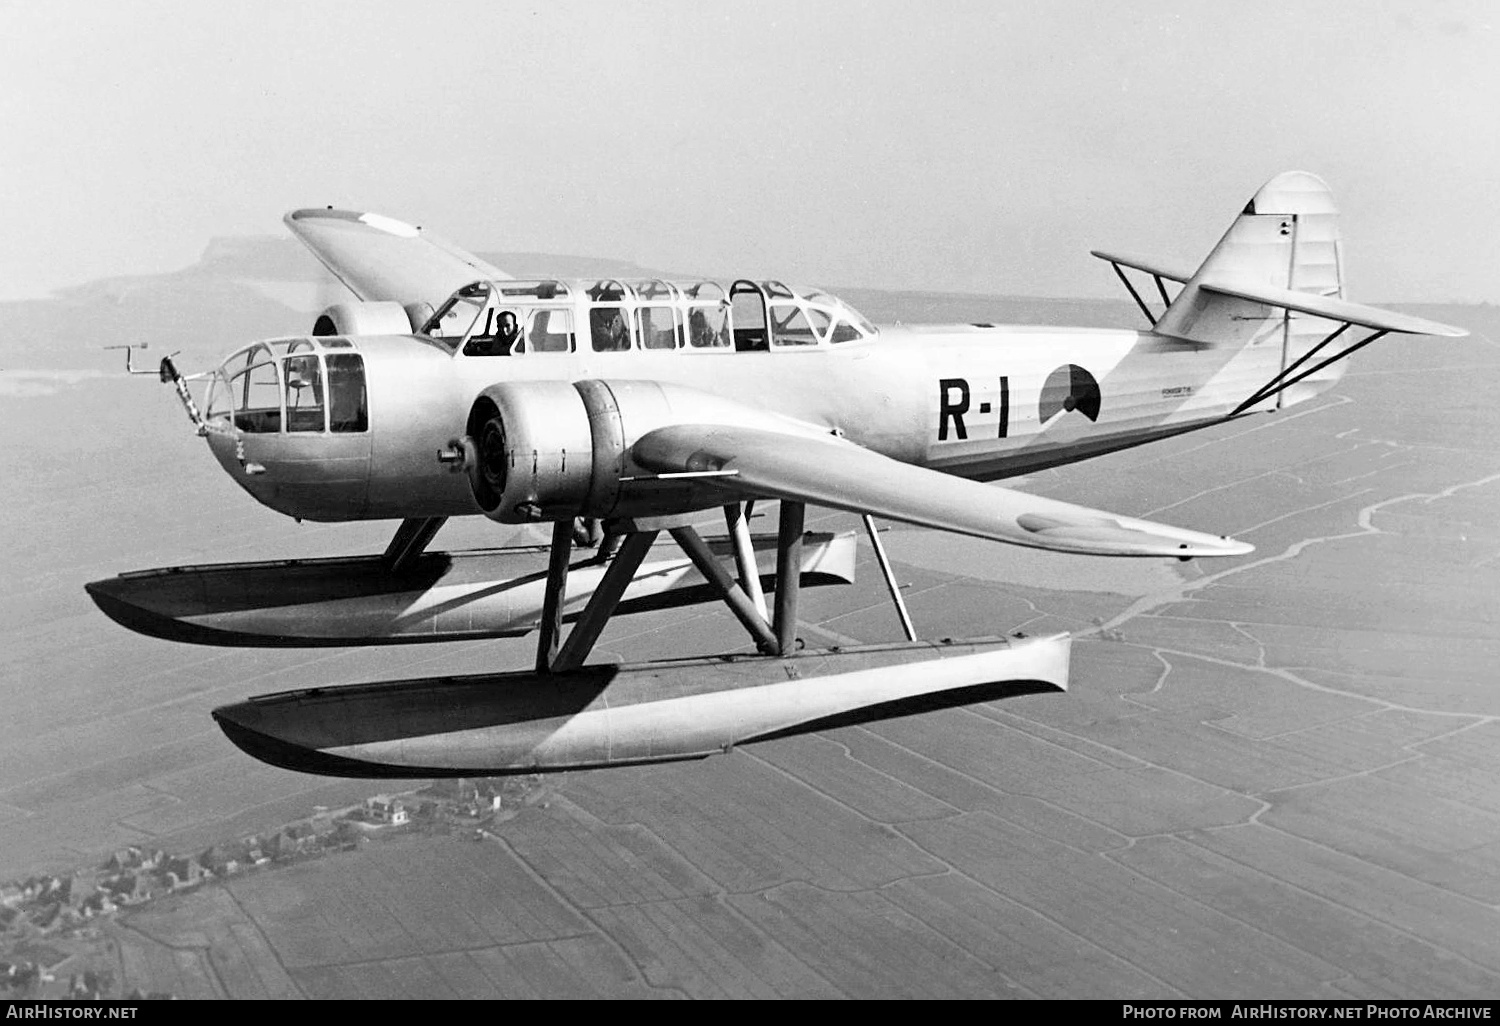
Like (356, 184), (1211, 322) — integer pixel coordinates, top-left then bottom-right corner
(285, 208), (511, 308)
(1198, 280), (1468, 337)
(632, 424), (1252, 559)
(1089, 250), (1196, 284)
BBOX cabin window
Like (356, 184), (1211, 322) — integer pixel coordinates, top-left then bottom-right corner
(464, 308), (521, 356)
(686, 304), (731, 348)
(422, 282), (491, 342)
(526, 308), (573, 353)
(637, 305), (681, 350)
(769, 303), (818, 347)
(590, 307), (633, 352)
(730, 283), (768, 351)
(800, 287), (877, 340)
(631, 279), (676, 301)
(232, 350), (282, 433)
(284, 354), (326, 432)
(205, 371), (233, 424)
(828, 318), (863, 343)
(326, 354), (368, 433)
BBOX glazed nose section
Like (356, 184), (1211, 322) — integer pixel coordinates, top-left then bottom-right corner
(199, 340), (376, 519)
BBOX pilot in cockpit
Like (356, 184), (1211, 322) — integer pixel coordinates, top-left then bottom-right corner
(495, 310), (522, 354)
(465, 309), (522, 356)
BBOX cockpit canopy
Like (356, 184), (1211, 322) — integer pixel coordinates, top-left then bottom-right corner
(205, 336), (368, 435)
(421, 277), (877, 357)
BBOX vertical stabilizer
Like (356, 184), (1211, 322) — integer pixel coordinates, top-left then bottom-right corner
(1155, 171), (1343, 347)
(1097, 174), (1462, 416)
(1154, 171), (1346, 408)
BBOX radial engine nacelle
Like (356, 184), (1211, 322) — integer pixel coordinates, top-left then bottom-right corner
(310, 300), (430, 337)
(462, 379), (827, 525)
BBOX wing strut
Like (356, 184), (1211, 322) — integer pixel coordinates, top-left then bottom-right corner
(725, 503), (768, 619)
(1091, 251), (1193, 327)
(772, 502), (805, 655)
(532, 493), (1055, 671)
(536, 512), (788, 671)
(382, 517), (447, 572)
(863, 515), (917, 642)
(670, 525), (780, 655)
(551, 531), (660, 672)
(1231, 324), (1389, 417)
(535, 521), (575, 672)
(1110, 263), (1160, 327)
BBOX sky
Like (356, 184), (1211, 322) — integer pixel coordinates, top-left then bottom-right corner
(2, 0), (1496, 303)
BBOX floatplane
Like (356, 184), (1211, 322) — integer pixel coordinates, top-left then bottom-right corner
(88, 171), (1464, 777)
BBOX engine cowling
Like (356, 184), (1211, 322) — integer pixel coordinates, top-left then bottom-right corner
(465, 380), (598, 522)
(311, 301), (420, 337)
(462, 379), (818, 524)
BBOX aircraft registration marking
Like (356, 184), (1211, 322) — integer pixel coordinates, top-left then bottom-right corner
(938, 377), (1009, 441)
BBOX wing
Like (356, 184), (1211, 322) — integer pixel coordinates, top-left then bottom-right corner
(632, 424), (1253, 558)
(284, 208), (512, 307)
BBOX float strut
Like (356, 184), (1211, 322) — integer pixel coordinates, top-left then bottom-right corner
(725, 503), (768, 619)
(536, 520), (574, 673)
(773, 501), (805, 656)
(382, 517), (447, 573)
(551, 530), (660, 672)
(669, 526), (779, 655)
(862, 514), (916, 642)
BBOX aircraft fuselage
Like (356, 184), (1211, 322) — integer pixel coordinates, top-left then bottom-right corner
(203, 317), (1305, 524)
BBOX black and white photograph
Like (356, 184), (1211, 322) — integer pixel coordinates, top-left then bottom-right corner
(1, 0), (1497, 1002)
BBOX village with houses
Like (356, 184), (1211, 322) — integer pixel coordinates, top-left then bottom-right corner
(0, 775), (545, 1000)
